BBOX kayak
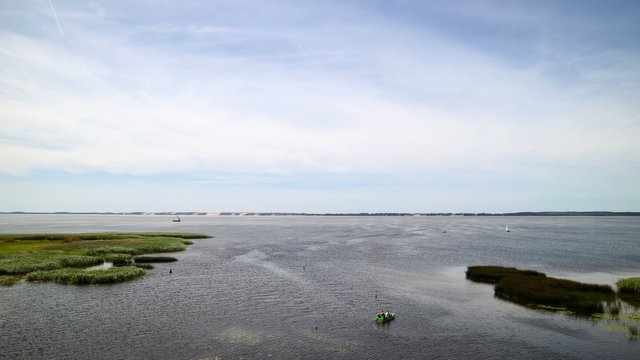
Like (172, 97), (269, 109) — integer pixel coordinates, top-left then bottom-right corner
(375, 312), (396, 323)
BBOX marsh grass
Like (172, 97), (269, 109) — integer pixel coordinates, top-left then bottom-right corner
(101, 253), (133, 264)
(134, 256), (177, 263)
(26, 266), (146, 284)
(121, 263), (154, 270)
(617, 277), (640, 294)
(465, 265), (545, 284)
(134, 237), (189, 253)
(468, 266), (615, 315)
(86, 246), (139, 255)
(0, 232), (211, 241)
(495, 275), (614, 315)
(0, 232), (210, 284)
(0, 255), (102, 275)
(0, 275), (20, 286)
(616, 277), (640, 306)
(0, 256), (60, 274)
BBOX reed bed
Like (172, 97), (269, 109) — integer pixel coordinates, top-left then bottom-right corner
(467, 265), (616, 315)
(83, 238), (188, 256)
(617, 277), (640, 305)
(0, 275), (20, 286)
(617, 277), (640, 294)
(26, 266), (146, 284)
(58, 255), (104, 268)
(129, 263), (154, 270)
(0, 232), (211, 241)
(85, 246), (139, 255)
(132, 237), (188, 253)
(134, 256), (177, 263)
(101, 253), (133, 264)
(112, 262), (154, 270)
(466, 265), (546, 284)
(0, 256), (60, 275)
(0, 255), (102, 275)
(0, 232), (210, 284)
(495, 275), (614, 315)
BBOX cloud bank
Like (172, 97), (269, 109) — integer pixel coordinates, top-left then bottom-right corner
(1, 0), (639, 212)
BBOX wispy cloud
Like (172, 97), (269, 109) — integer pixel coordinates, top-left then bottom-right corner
(47, 0), (65, 38)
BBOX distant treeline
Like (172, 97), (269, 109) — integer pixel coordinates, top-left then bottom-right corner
(1, 211), (639, 216)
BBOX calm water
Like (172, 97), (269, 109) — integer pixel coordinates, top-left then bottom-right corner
(1, 215), (639, 359)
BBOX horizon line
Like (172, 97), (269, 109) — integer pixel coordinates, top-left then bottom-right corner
(1, 211), (639, 216)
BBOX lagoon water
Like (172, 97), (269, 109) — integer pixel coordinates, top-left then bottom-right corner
(1, 215), (639, 359)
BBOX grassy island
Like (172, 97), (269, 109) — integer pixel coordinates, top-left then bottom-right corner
(467, 266), (615, 315)
(0, 232), (211, 285)
(468, 267), (640, 339)
(466, 266), (545, 284)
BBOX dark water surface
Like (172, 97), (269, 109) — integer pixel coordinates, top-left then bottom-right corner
(1, 215), (639, 359)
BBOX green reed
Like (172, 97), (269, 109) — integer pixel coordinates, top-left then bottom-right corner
(134, 256), (177, 263)
(465, 265), (546, 284)
(467, 265), (615, 315)
(0, 255), (102, 275)
(0, 275), (20, 286)
(616, 277), (640, 305)
(617, 277), (640, 294)
(26, 266), (146, 284)
(0, 232), (211, 284)
(495, 274), (614, 315)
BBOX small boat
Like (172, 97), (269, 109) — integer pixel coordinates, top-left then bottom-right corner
(172, 216), (181, 222)
(375, 311), (396, 323)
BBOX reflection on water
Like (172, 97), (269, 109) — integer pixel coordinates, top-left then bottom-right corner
(86, 262), (113, 270)
(0, 215), (639, 359)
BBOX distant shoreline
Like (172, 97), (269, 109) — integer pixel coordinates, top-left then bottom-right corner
(1, 211), (639, 217)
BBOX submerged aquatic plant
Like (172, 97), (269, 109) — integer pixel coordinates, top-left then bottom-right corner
(0, 275), (20, 286)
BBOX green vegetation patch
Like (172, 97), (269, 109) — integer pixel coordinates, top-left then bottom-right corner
(617, 277), (640, 305)
(0, 232), (211, 285)
(465, 265), (546, 284)
(0, 275), (21, 287)
(101, 253), (133, 264)
(495, 274), (614, 315)
(0, 232), (211, 242)
(0, 254), (102, 275)
(26, 266), (146, 285)
(134, 256), (177, 263)
(605, 324), (640, 340)
(617, 277), (640, 293)
(467, 266), (615, 315)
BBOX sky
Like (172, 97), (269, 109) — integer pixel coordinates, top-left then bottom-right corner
(1, 0), (639, 213)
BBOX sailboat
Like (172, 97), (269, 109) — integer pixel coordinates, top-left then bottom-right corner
(505, 226), (510, 232)
(172, 216), (181, 222)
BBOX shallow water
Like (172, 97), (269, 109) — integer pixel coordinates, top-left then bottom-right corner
(1, 215), (639, 359)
